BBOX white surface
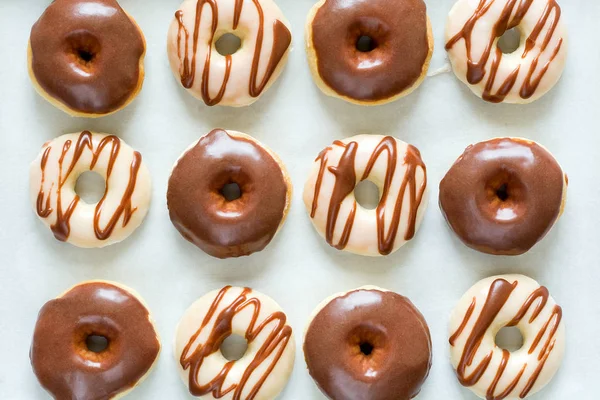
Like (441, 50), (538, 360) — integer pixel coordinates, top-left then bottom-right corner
(0, 0), (595, 399)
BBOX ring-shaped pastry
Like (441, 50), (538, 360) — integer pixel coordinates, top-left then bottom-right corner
(303, 135), (428, 256)
(449, 274), (565, 399)
(30, 131), (152, 248)
(174, 286), (295, 399)
(445, 0), (567, 103)
(167, 0), (292, 106)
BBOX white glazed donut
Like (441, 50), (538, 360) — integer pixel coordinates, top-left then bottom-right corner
(449, 274), (565, 399)
(445, 0), (567, 104)
(174, 286), (295, 399)
(30, 131), (151, 248)
(303, 135), (428, 256)
(167, 0), (292, 107)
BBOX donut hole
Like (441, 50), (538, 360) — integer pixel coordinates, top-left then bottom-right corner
(220, 334), (248, 361)
(66, 31), (101, 66)
(75, 171), (106, 204)
(498, 28), (522, 54)
(359, 341), (374, 356)
(349, 324), (386, 359)
(356, 35), (378, 53)
(77, 49), (95, 63)
(215, 33), (242, 56)
(355, 180), (380, 210)
(220, 182), (242, 202)
(85, 334), (109, 353)
(495, 326), (524, 352)
(495, 183), (509, 202)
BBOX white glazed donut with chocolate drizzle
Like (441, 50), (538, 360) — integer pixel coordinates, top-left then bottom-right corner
(303, 135), (428, 257)
(175, 286), (295, 399)
(445, 0), (567, 103)
(30, 131), (151, 248)
(167, 0), (292, 107)
(449, 274), (565, 400)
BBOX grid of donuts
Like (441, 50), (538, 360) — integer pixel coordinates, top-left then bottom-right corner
(23, 0), (572, 399)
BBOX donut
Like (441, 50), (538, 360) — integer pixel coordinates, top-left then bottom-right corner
(175, 286), (295, 399)
(445, 0), (567, 103)
(305, 0), (433, 105)
(28, 0), (146, 117)
(304, 286), (432, 400)
(30, 281), (161, 400)
(449, 275), (565, 399)
(167, 0), (292, 107)
(30, 131), (152, 248)
(167, 129), (292, 258)
(303, 135), (428, 256)
(439, 137), (567, 255)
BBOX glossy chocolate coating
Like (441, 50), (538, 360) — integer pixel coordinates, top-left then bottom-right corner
(304, 289), (432, 400)
(30, 282), (160, 400)
(311, 0), (429, 101)
(167, 129), (288, 259)
(30, 0), (145, 114)
(439, 138), (565, 255)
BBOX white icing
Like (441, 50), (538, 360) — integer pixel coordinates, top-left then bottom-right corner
(449, 274), (565, 399)
(303, 135), (428, 257)
(29, 132), (151, 248)
(174, 287), (295, 400)
(167, 0), (292, 107)
(445, 0), (567, 103)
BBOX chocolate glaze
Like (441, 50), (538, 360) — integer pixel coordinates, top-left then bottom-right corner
(311, 137), (427, 255)
(167, 129), (288, 259)
(174, 0), (291, 106)
(180, 286), (292, 397)
(439, 138), (564, 255)
(450, 279), (562, 399)
(445, 0), (563, 103)
(30, 282), (160, 400)
(36, 131), (143, 242)
(311, 0), (429, 102)
(304, 289), (432, 400)
(30, 0), (145, 114)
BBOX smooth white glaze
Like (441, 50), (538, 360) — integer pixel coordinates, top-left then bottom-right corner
(29, 132), (151, 248)
(303, 135), (428, 257)
(167, 0), (291, 107)
(174, 287), (295, 399)
(445, 0), (567, 103)
(449, 274), (565, 399)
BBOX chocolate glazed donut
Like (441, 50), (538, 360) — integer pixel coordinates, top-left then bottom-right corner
(307, 0), (433, 104)
(30, 281), (160, 399)
(304, 287), (432, 400)
(167, 129), (292, 259)
(439, 138), (567, 255)
(28, 0), (145, 116)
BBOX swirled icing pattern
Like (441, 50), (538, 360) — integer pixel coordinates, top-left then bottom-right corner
(446, 0), (565, 103)
(450, 278), (563, 399)
(35, 131), (142, 242)
(180, 286), (293, 398)
(173, 0), (292, 106)
(309, 137), (427, 255)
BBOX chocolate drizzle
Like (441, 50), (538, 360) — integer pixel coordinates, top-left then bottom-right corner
(180, 286), (292, 398)
(29, 0), (145, 114)
(174, 0), (291, 106)
(446, 0), (563, 103)
(36, 131), (142, 242)
(311, 137), (427, 255)
(450, 279), (563, 399)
